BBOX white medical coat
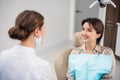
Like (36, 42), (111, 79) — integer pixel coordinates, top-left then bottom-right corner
(0, 45), (52, 80)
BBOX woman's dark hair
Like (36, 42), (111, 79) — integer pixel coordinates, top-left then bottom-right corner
(8, 10), (44, 41)
(81, 18), (104, 44)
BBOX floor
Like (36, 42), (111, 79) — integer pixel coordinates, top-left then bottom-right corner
(37, 42), (120, 80)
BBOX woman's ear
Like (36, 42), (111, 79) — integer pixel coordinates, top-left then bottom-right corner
(34, 27), (40, 37)
(97, 34), (101, 38)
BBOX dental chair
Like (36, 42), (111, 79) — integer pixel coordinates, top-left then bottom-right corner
(54, 32), (83, 80)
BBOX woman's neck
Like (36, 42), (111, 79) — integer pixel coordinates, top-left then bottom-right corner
(20, 36), (35, 48)
(85, 42), (96, 54)
(85, 42), (96, 50)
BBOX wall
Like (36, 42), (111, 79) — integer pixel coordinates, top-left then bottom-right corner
(98, 7), (107, 46)
(74, 0), (99, 32)
(69, 0), (76, 40)
(1, 0), (116, 53)
(70, 0), (102, 41)
(0, 0), (70, 52)
(116, 23), (120, 56)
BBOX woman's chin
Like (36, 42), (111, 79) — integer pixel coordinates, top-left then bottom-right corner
(82, 39), (88, 43)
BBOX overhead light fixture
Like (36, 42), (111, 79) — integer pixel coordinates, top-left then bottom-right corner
(89, 0), (116, 8)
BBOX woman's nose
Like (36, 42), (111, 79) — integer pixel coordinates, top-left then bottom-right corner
(82, 30), (87, 35)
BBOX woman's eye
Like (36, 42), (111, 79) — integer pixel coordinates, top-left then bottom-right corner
(87, 28), (92, 32)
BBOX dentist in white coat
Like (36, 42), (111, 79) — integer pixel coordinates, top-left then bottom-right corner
(0, 10), (52, 80)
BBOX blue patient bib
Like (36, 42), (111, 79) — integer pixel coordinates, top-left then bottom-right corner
(69, 53), (112, 80)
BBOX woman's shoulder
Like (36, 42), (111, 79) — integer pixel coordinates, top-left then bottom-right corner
(98, 45), (113, 55)
(0, 49), (12, 56)
(0, 46), (16, 56)
(35, 57), (50, 68)
(70, 47), (82, 55)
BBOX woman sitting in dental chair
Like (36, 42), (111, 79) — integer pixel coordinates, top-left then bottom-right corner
(66, 18), (116, 80)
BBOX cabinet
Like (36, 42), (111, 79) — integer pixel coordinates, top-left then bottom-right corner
(104, 0), (120, 60)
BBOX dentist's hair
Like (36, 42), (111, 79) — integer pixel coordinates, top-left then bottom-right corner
(8, 10), (44, 41)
